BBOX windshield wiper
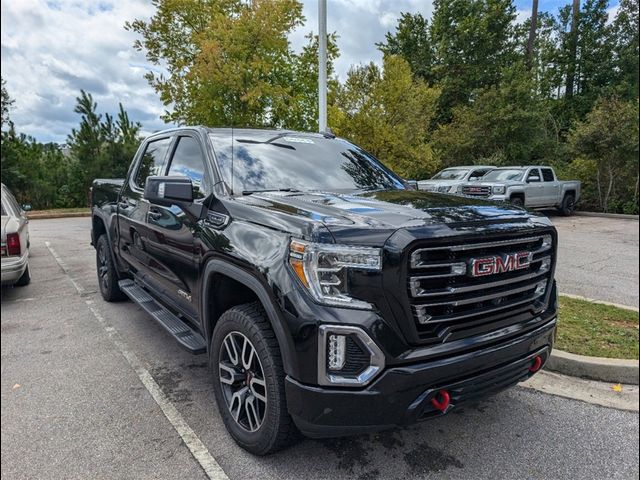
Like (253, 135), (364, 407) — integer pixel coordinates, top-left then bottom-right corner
(242, 188), (302, 195)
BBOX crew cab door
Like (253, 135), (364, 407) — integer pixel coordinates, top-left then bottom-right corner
(138, 133), (213, 320)
(525, 168), (545, 207)
(117, 135), (173, 277)
(540, 168), (560, 206)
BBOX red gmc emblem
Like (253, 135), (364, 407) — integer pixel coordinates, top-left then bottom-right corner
(470, 252), (531, 277)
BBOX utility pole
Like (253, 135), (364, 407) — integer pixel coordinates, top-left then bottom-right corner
(318, 0), (327, 132)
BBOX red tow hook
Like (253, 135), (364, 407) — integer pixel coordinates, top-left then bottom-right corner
(431, 390), (451, 412)
(529, 355), (543, 373)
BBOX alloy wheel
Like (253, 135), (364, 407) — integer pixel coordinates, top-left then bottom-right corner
(97, 244), (109, 291)
(218, 331), (268, 432)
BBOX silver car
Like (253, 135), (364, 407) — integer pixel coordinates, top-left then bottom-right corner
(1, 184), (31, 286)
(418, 166), (495, 194)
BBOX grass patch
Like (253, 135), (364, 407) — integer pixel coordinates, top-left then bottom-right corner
(557, 296), (639, 359)
(27, 208), (89, 217)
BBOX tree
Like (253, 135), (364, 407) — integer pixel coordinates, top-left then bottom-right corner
(429, 0), (517, 124)
(568, 97), (639, 212)
(126, 0), (334, 129)
(329, 55), (440, 179)
(565, 0), (581, 99)
(67, 90), (142, 204)
(432, 66), (558, 167)
(525, 0), (539, 70)
(377, 13), (433, 83)
(1, 77), (14, 131)
(611, 0), (639, 100)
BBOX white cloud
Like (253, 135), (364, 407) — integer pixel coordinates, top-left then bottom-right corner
(1, 0), (435, 143)
(1, 0), (168, 142)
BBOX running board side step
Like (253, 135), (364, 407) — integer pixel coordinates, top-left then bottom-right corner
(118, 279), (206, 354)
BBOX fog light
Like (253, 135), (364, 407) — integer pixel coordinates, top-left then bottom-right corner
(328, 334), (346, 370)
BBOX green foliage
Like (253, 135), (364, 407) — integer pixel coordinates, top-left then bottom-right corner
(377, 13), (433, 83)
(126, 0), (337, 130)
(67, 90), (142, 205)
(1, 77), (14, 131)
(429, 0), (517, 123)
(329, 55), (440, 179)
(568, 97), (639, 213)
(1, 89), (142, 209)
(432, 65), (560, 167)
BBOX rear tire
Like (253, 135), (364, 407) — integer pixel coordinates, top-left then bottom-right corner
(559, 194), (576, 216)
(96, 234), (126, 302)
(210, 302), (298, 455)
(15, 263), (31, 286)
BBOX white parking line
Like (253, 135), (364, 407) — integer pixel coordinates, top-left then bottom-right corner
(45, 241), (229, 480)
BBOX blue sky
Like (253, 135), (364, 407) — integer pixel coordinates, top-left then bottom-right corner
(1, 0), (619, 144)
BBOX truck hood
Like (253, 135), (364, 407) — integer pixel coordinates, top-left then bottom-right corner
(237, 189), (534, 245)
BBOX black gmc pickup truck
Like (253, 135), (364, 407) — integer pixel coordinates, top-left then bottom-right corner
(91, 127), (558, 455)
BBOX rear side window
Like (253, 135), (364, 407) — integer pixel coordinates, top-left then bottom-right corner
(134, 137), (172, 189)
(541, 168), (555, 182)
(167, 136), (209, 199)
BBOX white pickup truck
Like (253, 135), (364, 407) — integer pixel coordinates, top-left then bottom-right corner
(457, 166), (581, 216)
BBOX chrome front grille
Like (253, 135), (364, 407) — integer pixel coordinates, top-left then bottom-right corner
(407, 234), (554, 343)
(462, 186), (491, 197)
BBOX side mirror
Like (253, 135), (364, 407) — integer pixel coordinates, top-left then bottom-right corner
(527, 177), (540, 183)
(144, 176), (194, 206)
(22, 204), (32, 212)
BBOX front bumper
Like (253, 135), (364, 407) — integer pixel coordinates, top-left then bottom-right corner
(1, 252), (28, 285)
(286, 316), (556, 438)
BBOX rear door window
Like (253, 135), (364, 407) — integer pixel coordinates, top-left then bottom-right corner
(541, 168), (555, 182)
(134, 137), (172, 189)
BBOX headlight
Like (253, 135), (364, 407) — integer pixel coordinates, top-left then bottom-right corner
(493, 186), (505, 194)
(289, 240), (381, 309)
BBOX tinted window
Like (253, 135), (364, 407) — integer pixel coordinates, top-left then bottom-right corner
(527, 169), (541, 182)
(167, 136), (209, 199)
(209, 133), (404, 194)
(469, 169), (491, 180)
(1, 199), (7, 216)
(134, 137), (172, 188)
(541, 168), (555, 182)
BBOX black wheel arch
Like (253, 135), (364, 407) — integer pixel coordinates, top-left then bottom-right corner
(200, 258), (296, 378)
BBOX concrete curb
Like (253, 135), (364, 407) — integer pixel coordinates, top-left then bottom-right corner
(546, 349), (639, 385)
(27, 212), (91, 220)
(575, 211), (639, 220)
(559, 293), (639, 312)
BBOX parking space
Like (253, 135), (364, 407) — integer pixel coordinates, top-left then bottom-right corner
(1, 217), (638, 480)
(551, 215), (639, 308)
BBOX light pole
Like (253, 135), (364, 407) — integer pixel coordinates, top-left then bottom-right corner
(318, 0), (327, 133)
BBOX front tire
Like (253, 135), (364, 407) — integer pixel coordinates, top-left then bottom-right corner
(210, 302), (298, 455)
(96, 234), (126, 302)
(511, 196), (525, 208)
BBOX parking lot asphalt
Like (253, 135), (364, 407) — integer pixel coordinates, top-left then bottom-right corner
(551, 215), (639, 308)
(1, 217), (639, 480)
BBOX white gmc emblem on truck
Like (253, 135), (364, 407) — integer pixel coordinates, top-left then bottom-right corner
(470, 252), (532, 277)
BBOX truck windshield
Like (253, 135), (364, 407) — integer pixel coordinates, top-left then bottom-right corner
(209, 133), (405, 194)
(431, 169), (468, 180)
(483, 169), (525, 182)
